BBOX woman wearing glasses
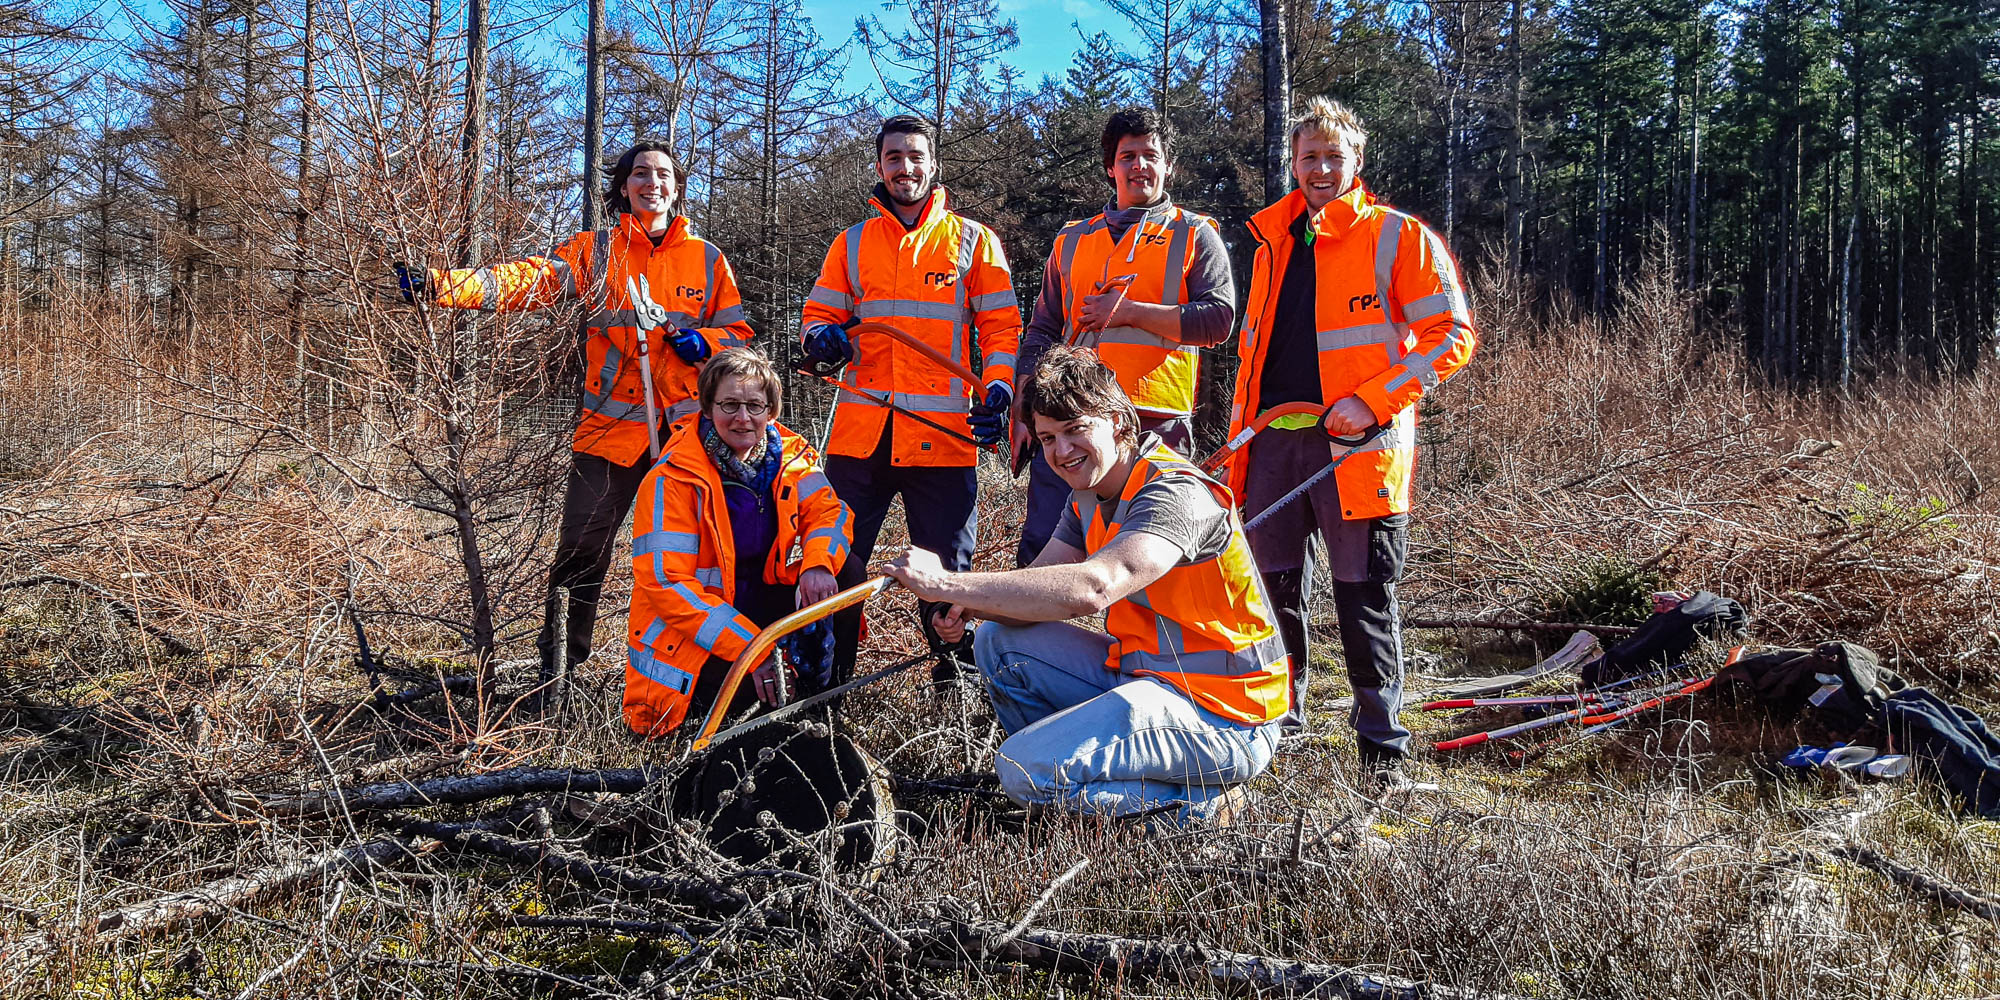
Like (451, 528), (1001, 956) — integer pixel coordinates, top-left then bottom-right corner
(621, 348), (864, 737)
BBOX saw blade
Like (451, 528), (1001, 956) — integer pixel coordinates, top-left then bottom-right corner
(696, 648), (935, 751)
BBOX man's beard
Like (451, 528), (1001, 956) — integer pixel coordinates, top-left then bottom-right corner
(888, 175), (934, 207)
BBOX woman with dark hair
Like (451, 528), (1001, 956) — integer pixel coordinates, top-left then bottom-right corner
(403, 141), (756, 682)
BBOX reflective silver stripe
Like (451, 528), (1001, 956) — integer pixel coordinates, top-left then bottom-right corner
(588, 396), (648, 423)
(709, 304), (747, 328)
(1056, 218), (1096, 345)
(798, 470), (831, 500)
(1374, 214), (1405, 362)
(593, 307), (702, 330)
(628, 645), (695, 694)
(839, 387), (970, 414)
(1160, 213), (1193, 307)
(669, 582), (755, 649)
(969, 289), (1017, 312)
(1385, 327), (1471, 393)
(1317, 323), (1398, 352)
(806, 503), (851, 560)
(1125, 645), (1270, 678)
(855, 299), (968, 323)
(474, 268), (499, 311)
(693, 567), (723, 588)
(584, 343), (624, 410)
(1096, 326), (1195, 353)
(842, 221), (867, 304)
(591, 230), (612, 309)
(701, 242), (720, 320)
(717, 333), (750, 347)
(548, 256), (578, 301)
(983, 351), (1016, 370)
(949, 223), (979, 397)
(664, 398), (699, 424)
(1403, 292), (1465, 324)
(634, 529), (700, 557)
(807, 285), (852, 310)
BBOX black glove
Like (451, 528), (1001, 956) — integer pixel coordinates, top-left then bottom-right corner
(968, 383), (1011, 447)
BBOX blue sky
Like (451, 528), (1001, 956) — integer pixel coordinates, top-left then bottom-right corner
(801, 0), (1117, 98)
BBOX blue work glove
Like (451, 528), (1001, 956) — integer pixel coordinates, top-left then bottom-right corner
(392, 262), (425, 304)
(802, 322), (856, 366)
(968, 382), (1011, 447)
(778, 621), (837, 693)
(667, 327), (710, 364)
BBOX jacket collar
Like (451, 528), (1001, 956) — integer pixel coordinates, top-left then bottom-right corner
(869, 184), (951, 233)
(1248, 182), (1374, 245)
(618, 212), (690, 246)
(661, 414), (807, 485)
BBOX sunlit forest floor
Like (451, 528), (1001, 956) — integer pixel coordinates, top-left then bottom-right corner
(2, 271), (1998, 999)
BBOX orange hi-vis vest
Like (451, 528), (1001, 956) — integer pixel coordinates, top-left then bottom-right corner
(1050, 204), (1217, 417)
(430, 213), (754, 467)
(801, 186), (1021, 467)
(1227, 184), (1478, 520)
(1075, 439), (1291, 726)
(622, 417), (852, 737)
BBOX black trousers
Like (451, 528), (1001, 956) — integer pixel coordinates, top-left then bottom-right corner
(683, 558), (866, 724)
(537, 450), (649, 673)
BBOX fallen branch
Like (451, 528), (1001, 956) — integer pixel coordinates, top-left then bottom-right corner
(1829, 844), (2000, 923)
(0, 574), (199, 656)
(0, 836), (415, 978)
(402, 815), (1523, 999)
(1400, 616), (1637, 638)
(247, 765), (654, 817)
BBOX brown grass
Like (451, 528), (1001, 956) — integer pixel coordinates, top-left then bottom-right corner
(0, 268), (1997, 999)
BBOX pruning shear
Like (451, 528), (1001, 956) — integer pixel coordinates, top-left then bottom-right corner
(625, 275), (670, 462)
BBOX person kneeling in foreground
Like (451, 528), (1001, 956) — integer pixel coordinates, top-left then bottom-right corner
(883, 346), (1290, 826)
(624, 348), (863, 738)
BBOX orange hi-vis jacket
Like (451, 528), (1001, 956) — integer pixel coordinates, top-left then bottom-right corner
(1075, 440), (1292, 726)
(1227, 184), (1478, 521)
(622, 417), (851, 737)
(1049, 204), (1218, 417)
(801, 186), (1020, 467)
(430, 214), (754, 467)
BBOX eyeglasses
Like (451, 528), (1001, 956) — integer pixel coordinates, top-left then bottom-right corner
(714, 400), (769, 417)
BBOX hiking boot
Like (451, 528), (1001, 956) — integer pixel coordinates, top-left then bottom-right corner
(1359, 745), (1413, 797)
(1188, 783), (1260, 829)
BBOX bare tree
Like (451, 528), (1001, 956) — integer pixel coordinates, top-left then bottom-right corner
(853, 0), (1017, 140)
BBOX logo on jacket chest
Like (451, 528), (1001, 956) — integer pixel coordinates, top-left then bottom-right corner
(677, 286), (706, 300)
(923, 271), (958, 287)
(1348, 292), (1380, 312)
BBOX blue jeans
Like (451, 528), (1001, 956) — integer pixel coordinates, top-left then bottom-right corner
(973, 620), (1279, 824)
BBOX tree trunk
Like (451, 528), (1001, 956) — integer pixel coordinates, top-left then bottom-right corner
(1504, 0), (1524, 274)
(289, 0), (314, 383)
(1260, 0), (1289, 203)
(582, 0), (604, 232)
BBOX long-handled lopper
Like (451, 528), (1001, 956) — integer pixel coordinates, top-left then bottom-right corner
(803, 320), (999, 454)
(626, 275), (675, 462)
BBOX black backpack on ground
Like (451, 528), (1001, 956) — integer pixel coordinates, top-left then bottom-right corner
(1579, 591), (1748, 687)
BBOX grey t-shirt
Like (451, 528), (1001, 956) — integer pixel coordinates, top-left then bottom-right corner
(1051, 438), (1233, 565)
